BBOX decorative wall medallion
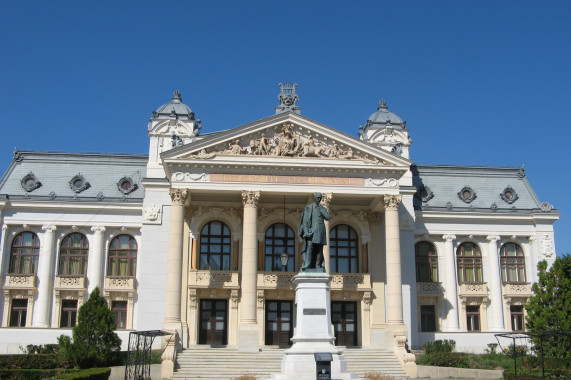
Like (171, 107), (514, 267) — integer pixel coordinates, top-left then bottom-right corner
(490, 203), (498, 212)
(143, 205), (161, 221)
(172, 172), (207, 182)
(21, 172), (41, 192)
(541, 234), (554, 257)
(458, 186), (476, 203)
(117, 177), (138, 195)
(446, 201), (454, 211)
(391, 142), (404, 156)
(366, 178), (399, 187)
(500, 186), (518, 204)
(69, 174), (90, 193)
(96, 192), (105, 201)
(49, 191), (57, 200)
(414, 186), (434, 203)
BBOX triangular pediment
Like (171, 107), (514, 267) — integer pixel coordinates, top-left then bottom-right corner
(162, 113), (411, 169)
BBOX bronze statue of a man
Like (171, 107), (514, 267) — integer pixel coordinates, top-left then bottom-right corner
(298, 192), (331, 271)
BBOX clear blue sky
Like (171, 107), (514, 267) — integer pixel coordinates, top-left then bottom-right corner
(1, 1), (569, 255)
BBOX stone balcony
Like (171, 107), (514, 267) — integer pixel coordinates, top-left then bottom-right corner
(104, 276), (136, 292)
(502, 283), (532, 297)
(458, 282), (489, 297)
(188, 270), (239, 289)
(417, 282), (443, 296)
(256, 272), (371, 291)
(3, 274), (36, 290)
(54, 275), (86, 290)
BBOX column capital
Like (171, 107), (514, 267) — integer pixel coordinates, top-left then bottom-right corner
(383, 194), (402, 211)
(169, 188), (189, 206)
(41, 224), (57, 233)
(241, 190), (260, 208)
(487, 235), (501, 243)
(91, 225), (106, 233)
(528, 236), (537, 243)
(442, 234), (456, 242)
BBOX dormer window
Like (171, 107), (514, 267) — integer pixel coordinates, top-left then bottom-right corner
(69, 174), (90, 193)
(117, 177), (137, 195)
(458, 186), (477, 203)
(500, 186), (519, 204)
(21, 172), (41, 192)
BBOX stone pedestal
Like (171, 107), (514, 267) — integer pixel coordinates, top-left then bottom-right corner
(272, 272), (359, 379)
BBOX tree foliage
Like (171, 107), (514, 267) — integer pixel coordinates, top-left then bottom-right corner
(61, 287), (122, 368)
(525, 255), (571, 358)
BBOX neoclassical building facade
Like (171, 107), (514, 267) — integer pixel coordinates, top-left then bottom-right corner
(0, 85), (559, 374)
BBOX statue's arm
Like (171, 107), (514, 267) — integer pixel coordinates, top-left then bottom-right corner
(320, 206), (331, 221)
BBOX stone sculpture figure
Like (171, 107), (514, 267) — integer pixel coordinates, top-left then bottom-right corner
(298, 192), (331, 271)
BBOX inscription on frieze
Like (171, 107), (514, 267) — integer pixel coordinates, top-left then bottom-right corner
(303, 308), (326, 315)
(211, 174), (364, 186)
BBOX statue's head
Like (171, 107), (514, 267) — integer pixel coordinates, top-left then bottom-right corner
(313, 192), (322, 203)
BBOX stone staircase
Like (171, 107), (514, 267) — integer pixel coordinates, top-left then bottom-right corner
(171, 347), (409, 379)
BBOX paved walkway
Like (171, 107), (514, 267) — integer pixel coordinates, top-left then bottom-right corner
(109, 364), (161, 379)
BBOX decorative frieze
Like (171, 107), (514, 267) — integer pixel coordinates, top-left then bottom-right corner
(257, 273), (295, 289)
(459, 282), (488, 297)
(104, 277), (135, 291)
(417, 282), (443, 295)
(55, 276), (85, 289)
(330, 274), (371, 290)
(366, 178), (399, 187)
(4, 274), (36, 289)
(502, 283), (532, 297)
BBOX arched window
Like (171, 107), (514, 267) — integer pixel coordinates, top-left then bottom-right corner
(330, 224), (359, 273)
(108, 235), (137, 277)
(9, 232), (40, 274)
(58, 233), (89, 276)
(456, 242), (483, 283)
(199, 221), (231, 271)
(500, 243), (526, 283)
(264, 223), (295, 272)
(415, 241), (438, 282)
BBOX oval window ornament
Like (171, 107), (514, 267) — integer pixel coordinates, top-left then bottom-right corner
(69, 174), (90, 193)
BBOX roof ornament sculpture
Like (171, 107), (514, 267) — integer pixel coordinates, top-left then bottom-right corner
(275, 82), (301, 114)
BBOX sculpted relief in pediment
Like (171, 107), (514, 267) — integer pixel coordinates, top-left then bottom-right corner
(186, 123), (389, 165)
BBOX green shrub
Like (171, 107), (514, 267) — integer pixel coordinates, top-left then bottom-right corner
(428, 352), (469, 368)
(415, 354), (431, 365)
(502, 344), (528, 358)
(0, 354), (59, 369)
(0, 368), (61, 380)
(422, 339), (456, 354)
(49, 367), (111, 379)
(25, 344), (59, 355)
(503, 369), (515, 380)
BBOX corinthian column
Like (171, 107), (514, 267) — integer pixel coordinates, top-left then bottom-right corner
(384, 195), (403, 325)
(239, 190), (260, 351)
(442, 234), (460, 331)
(487, 235), (504, 331)
(164, 188), (189, 327)
(88, 226), (106, 294)
(33, 225), (57, 327)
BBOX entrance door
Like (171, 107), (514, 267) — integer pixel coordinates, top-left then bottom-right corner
(331, 301), (357, 346)
(265, 300), (293, 346)
(199, 299), (228, 345)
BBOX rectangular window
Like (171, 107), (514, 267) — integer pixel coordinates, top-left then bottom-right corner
(60, 300), (78, 328)
(112, 301), (127, 330)
(9, 299), (28, 327)
(466, 305), (480, 332)
(420, 305), (436, 332)
(510, 305), (525, 331)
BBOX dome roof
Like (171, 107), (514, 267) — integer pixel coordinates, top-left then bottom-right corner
(367, 100), (403, 128)
(153, 90), (194, 121)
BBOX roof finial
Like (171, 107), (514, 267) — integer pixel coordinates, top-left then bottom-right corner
(378, 99), (387, 111)
(172, 89), (182, 103)
(276, 82), (301, 114)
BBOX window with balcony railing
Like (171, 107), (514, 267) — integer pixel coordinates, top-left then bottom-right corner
(457, 242), (483, 283)
(330, 224), (359, 273)
(199, 221), (231, 271)
(58, 233), (89, 276)
(265, 223), (295, 272)
(9, 232), (40, 274)
(500, 243), (526, 283)
(107, 235), (137, 277)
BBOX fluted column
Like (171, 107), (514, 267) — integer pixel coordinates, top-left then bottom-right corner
(164, 188), (189, 326)
(34, 225), (57, 327)
(321, 193), (332, 274)
(487, 235), (504, 331)
(239, 191), (260, 351)
(384, 195), (403, 325)
(442, 234), (460, 331)
(87, 226), (106, 294)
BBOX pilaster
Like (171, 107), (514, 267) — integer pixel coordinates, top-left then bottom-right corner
(87, 226), (106, 294)
(33, 225), (57, 327)
(486, 235), (504, 331)
(442, 234), (460, 331)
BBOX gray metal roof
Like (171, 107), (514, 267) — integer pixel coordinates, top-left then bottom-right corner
(152, 90), (194, 121)
(411, 164), (553, 213)
(0, 151), (147, 202)
(366, 100), (404, 128)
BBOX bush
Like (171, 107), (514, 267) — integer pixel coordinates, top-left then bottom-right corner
(428, 352), (469, 368)
(49, 367), (111, 379)
(67, 288), (121, 368)
(0, 354), (59, 369)
(422, 339), (456, 354)
(502, 344), (528, 358)
(503, 369), (516, 380)
(415, 354), (431, 365)
(26, 344), (59, 355)
(0, 369), (62, 380)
